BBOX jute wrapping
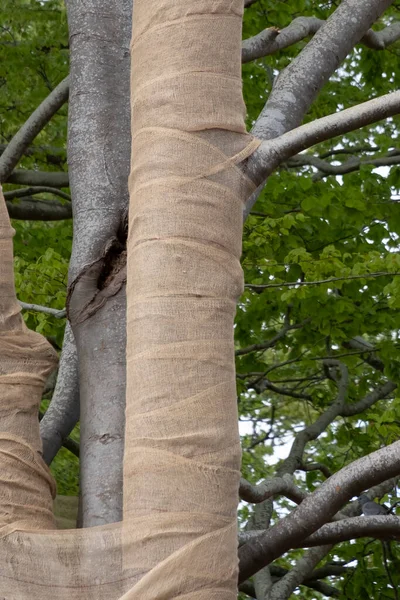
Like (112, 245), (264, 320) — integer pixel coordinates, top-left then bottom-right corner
(0, 0), (260, 597)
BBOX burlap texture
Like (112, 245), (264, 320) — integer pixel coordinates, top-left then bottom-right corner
(0, 0), (260, 597)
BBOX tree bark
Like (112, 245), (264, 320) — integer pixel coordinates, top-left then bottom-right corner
(65, 0), (131, 526)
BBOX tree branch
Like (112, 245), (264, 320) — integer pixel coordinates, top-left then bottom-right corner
(41, 325), (80, 465)
(0, 143), (67, 167)
(300, 516), (400, 547)
(19, 301), (66, 319)
(299, 462), (333, 479)
(7, 198), (72, 220)
(6, 170), (69, 188)
(0, 77), (69, 182)
(250, 0), (394, 141)
(252, 378), (313, 400)
(269, 545), (336, 600)
(239, 441), (400, 582)
(239, 474), (307, 505)
(266, 478), (399, 599)
(240, 567), (342, 597)
(244, 0), (394, 218)
(236, 316), (310, 356)
(247, 91), (400, 186)
(246, 271), (400, 291)
(286, 150), (400, 179)
(4, 186), (71, 202)
(340, 380), (397, 417)
(343, 337), (385, 372)
(278, 360), (348, 476)
(242, 18), (400, 63)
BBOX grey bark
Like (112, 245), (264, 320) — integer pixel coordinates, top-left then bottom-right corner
(247, 91), (400, 187)
(4, 186), (71, 202)
(40, 325), (80, 465)
(242, 18), (400, 63)
(65, 0), (131, 526)
(238, 440), (400, 582)
(6, 198), (72, 220)
(251, 0), (394, 141)
(0, 77), (69, 182)
(6, 170), (69, 188)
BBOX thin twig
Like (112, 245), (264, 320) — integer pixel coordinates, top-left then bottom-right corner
(19, 301), (66, 319)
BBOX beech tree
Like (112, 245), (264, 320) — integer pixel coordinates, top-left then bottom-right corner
(1, 0), (400, 598)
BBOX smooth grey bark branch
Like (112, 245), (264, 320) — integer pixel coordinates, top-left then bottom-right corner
(278, 360), (348, 476)
(236, 316), (310, 356)
(247, 91), (400, 187)
(0, 77), (69, 182)
(240, 474), (306, 505)
(246, 272), (400, 291)
(19, 301), (66, 319)
(250, 0), (394, 141)
(65, 0), (131, 527)
(0, 143), (66, 167)
(286, 150), (400, 179)
(269, 545), (335, 600)
(343, 336), (385, 372)
(300, 516), (400, 547)
(6, 170), (69, 188)
(40, 324), (80, 465)
(238, 440), (400, 582)
(4, 186), (71, 202)
(341, 380), (397, 416)
(238, 371), (397, 593)
(242, 18), (400, 63)
(6, 198), (72, 220)
(240, 568), (341, 598)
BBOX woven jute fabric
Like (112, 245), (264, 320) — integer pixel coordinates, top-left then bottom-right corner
(0, 1), (260, 597)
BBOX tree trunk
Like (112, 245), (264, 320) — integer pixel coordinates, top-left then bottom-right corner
(65, 0), (132, 526)
(122, 0), (259, 595)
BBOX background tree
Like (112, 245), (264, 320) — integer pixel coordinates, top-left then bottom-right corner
(1, 0), (400, 597)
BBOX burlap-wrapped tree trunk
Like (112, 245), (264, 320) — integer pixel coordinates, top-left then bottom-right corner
(0, 0), (259, 597)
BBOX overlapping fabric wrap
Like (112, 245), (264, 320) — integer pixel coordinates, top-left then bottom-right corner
(0, 0), (260, 597)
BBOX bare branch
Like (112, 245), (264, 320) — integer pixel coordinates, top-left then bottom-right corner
(62, 436), (79, 458)
(0, 143), (66, 167)
(0, 77), (69, 182)
(286, 151), (400, 179)
(6, 170), (69, 188)
(240, 565), (342, 597)
(19, 301), (66, 319)
(7, 198), (72, 220)
(243, 0), (395, 219)
(299, 462), (333, 479)
(242, 18), (400, 63)
(240, 474), (307, 505)
(248, 91), (400, 185)
(269, 545), (335, 600)
(246, 271), (400, 291)
(278, 360), (348, 476)
(4, 186), (71, 202)
(343, 337), (385, 372)
(251, 0), (394, 141)
(236, 316), (310, 356)
(41, 325), (80, 465)
(266, 477), (398, 599)
(341, 380), (397, 417)
(300, 516), (400, 547)
(239, 441), (400, 582)
(253, 378), (313, 400)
